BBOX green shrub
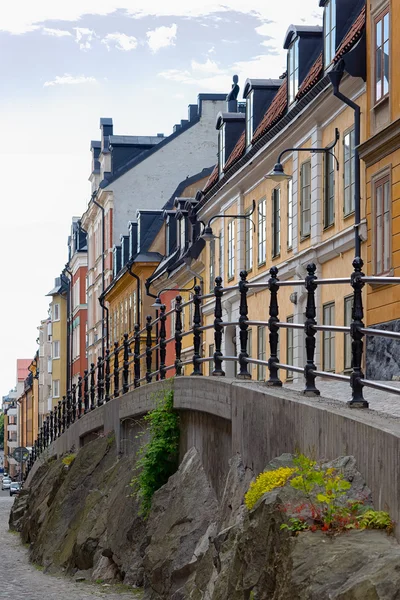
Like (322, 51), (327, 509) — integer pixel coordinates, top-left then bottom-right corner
(62, 453), (76, 467)
(130, 389), (179, 517)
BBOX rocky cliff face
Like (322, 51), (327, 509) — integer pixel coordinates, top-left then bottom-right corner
(11, 435), (400, 599)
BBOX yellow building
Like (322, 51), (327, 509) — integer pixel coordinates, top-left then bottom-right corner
(17, 357), (39, 451)
(46, 277), (68, 407)
(189, 1), (367, 382)
(359, 0), (400, 380)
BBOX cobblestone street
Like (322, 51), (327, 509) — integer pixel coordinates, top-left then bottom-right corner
(0, 494), (141, 599)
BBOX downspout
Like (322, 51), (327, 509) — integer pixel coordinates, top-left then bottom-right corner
(144, 278), (159, 378)
(328, 66), (361, 258)
(128, 264), (141, 327)
(92, 194), (106, 358)
(98, 297), (110, 350)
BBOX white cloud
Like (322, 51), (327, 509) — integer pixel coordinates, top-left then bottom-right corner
(43, 73), (97, 87)
(208, 45), (216, 54)
(255, 22), (275, 37)
(42, 27), (72, 37)
(74, 27), (96, 50)
(191, 58), (222, 74)
(102, 32), (138, 51)
(146, 23), (177, 53)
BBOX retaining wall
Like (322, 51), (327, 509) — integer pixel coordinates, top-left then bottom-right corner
(27, 377), (400, 537)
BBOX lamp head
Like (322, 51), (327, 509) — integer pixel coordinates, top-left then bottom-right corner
(265, 162), (292, 182)
(201, 225), (217, 242)
(151, 297), (162, 308)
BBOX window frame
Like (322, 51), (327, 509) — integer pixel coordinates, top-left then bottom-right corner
(286, 315), (294, 381)
(343, 127), (356, 216)
(257, 326), (266, 381)
(324, 0), (336, 68)
(288, 37), (299, 105)
(300, 161), (311, 238)
(374, 7), (390, 105)
(218, 123), (226, 176)
(53, 379), (60, 399)
(209, 238), (215, 292)
(322, 302), (335, 373)
(272, 187), (281, 258)
(344, 295), (353, 372)
(53, 303), (60, 322)
(324, 145), (335, 228)
(52, 340), (60, 360)
(373, 171), (391, 275)
(208, 344), (215, 376)
(246, 91), (254, 147)
(245, 206), (253, 272)
(287, 179), (293, 250)
(258, 198), (266, 265)
(227, 220), (235, 280)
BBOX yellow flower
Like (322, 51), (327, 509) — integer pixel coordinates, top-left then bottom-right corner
(245, 467), (295, 510)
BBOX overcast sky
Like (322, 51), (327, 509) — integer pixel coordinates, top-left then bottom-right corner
(0, 0), (322, 396)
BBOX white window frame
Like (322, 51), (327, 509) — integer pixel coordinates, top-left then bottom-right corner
(300, 161), (311, 238)
(272, 187), (281, 258)
(218, 124), (226, 175)
(287, 179), (293, 249)
(246, 91), (254, 146)
(245, 207), (253, 271)
(288, 38), (299, 104)
(53, 303), (60, 322)
(180, 217), (186, 251)
(324, 0), (336, 68)
(258, 199), (266, 265)
(344, 128), (355, 216)
(375, 8), (390, 103)
(257, 326), (266, 381)
(227, 220), (235, 280)
(374, 173), (391, 275)
(53, 379), (60, 399)
(286, 316), (294, 380)
(344, 296), (353, 372)
(323, 302), (335, 372)
(52, 340), (60, 359)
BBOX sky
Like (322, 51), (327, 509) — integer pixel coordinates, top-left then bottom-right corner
(0, 0), (322, 396)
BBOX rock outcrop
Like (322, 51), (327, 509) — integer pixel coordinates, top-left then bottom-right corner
(12, 437), (400, 599)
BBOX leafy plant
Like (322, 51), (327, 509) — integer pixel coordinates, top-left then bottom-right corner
(280, 517), (309, 534)
(358, 510), (394, 533)
(245, 467), (295, 510)
(61, 453), (76, 467)
(130, 388), (179, 518)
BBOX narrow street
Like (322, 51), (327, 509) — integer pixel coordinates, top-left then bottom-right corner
(0, 492), (141, 599)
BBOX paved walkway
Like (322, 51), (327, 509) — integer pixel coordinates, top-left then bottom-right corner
(0, 494), (141, 599)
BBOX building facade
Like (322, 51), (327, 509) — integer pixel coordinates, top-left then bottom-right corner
(46, 278), (68, 407)
(37, 317), (52, 425)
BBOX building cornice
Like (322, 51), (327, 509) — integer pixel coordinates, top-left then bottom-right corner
(358, 117), (400, 168)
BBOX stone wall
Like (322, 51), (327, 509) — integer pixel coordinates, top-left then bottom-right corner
(26, 376), (400, 540)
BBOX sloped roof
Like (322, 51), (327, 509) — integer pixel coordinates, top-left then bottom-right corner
(296, 53), (323, 100)
(203, 165), (219, 194)
(252, 78), (288, 144)
(333, 5), (366, 63)
(224, 131), (246, 172)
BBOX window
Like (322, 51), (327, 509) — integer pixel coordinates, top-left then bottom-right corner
(170, 299), (176, 335)
(324, 147), (335, 228)
(323, 302), (335, 372)
(257, 326), (266, 381)
(53, 379), (60, 398)
(287, 179), (293, 249)
(53, 303), (60, 322)
(227, 220), (235, 280)
(245, 207), (253, 271)
(286, 316), (294, 380)
(247, 328), (252, 359)
(375, 9), (390, 103)
(73, 279), (80, 309)
(344, 296), (353, 372)
(47, 321), (52, 341)
(258, 199), (266, 264)
(218, 124), (226, 175)
(288, 38), (299, 104)
(374, 174), (391, 274)
(272, 187), (281, 257)
(246, 91), (254, 146)
(209, 238), (215, 292)
(324, 0), (336, 67)
(47, 358), (52, 374)
(344, 129), (355, 215)
(219, 232), (223, 283)
(208, 344), (214, 375)
(300, 162), (311, 237)
(52, 340), (60, 359)
(180, 218), (186, 251)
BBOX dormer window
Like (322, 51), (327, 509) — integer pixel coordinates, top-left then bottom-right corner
(288, 38), (299, 104)
(324, 0), (336, 67)
(246, 91), (254, 147)
(218, 123), (226, 175)
(180, 217), (186, 251)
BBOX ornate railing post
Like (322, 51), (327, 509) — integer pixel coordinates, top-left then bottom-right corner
(146, 315), (153, 384)
(84, 369), (89, 413)
(66, 391), (71, 428)
(42, 422), (47, 449)
(45, 417), (50, 447)
(267, 266), (282, 386)
(349, 257), (368, 408)
(191, 285), (203, 376)
(159, 305), (167, 380)
(213, 276), (225, 376)
(238, 271), (251, 379)
(71, 384), (77, 422)
(133, 326), (141, 388)
(57, 400), (62, 437)
(174, 296), (183, 376)
(77, 376), (83, 417)
(122, 333), (130, 394)
(303, 263), (320, 396)
(97, 356), (104, 406)
(90, 362), (96, 410)
(53, 406), (58, 439)
(104, 349), (111, 401)
(113, 342), (120, 398)
(49, 409), (54, 443)
(62, 396), (67, 433)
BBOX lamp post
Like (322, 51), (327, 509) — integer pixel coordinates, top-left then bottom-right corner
(201, 199), (256, 242)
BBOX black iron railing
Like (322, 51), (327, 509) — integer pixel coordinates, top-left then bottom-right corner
(26, 257), (400, 474)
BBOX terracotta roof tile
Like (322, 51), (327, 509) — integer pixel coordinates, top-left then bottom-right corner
(252, 78), (288, 144)
(224, 131), (246, 172)
(333, 6), (366, 63)
(296, 53), (323, 100)
(203, 164), (218, 193)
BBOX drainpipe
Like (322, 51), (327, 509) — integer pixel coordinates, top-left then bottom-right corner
(128, 264), (141, 328)
(91, 193), (106, 358)
(98, 297), (109, 350)
(145, 278), (160, 378)
(328, 66), (361, 258)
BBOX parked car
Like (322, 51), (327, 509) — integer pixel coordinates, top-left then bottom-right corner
(2, 478), (11, 490)
(9, 482), (20, 496)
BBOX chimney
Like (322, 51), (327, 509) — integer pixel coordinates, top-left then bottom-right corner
(120, 235), (130, 266)
(100, 118), (113, 152)
(128, 222), (138, 260)
(188, 104), (198, 122)
(90, 140), (101, 173)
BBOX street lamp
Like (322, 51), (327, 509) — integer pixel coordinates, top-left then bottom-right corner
(265, 128), (340, 182)
(151, 279), (197, 308)
(201, 199), (256, 242)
